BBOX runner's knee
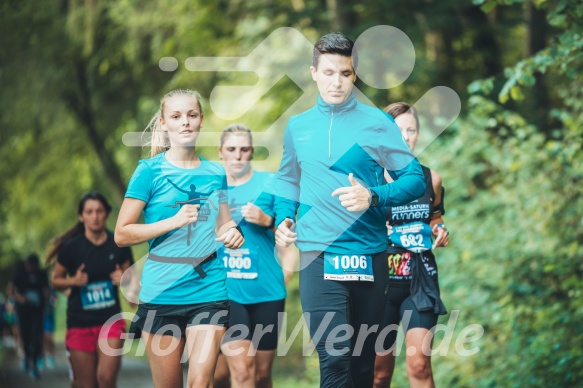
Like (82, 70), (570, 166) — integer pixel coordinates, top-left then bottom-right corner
(229, 356), (254, 384)
(374, 358), (394, 387)
(187, 374), (214, 388)
(406, 355), (432, 381)
(374, 372), (392, 388)
(96, 370), (116, 387)
(255, 366), (272, 385)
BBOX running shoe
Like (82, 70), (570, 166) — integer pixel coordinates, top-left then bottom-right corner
(46, 355), (56, 369)
(29, 368), (40, 380)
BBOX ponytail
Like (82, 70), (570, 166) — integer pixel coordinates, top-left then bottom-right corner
(145, 110), (170, 158)
(46, 222), (84, 264)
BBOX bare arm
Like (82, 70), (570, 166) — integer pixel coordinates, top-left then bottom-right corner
(114, 197), (199, 247)
(241, 202), (273, 228)
(216, 202), (236, 236)
(121, 262), (141, 308)
(429, 170), (449, 248)
(51, 262), (88, 291)
(215, 202), (244, 249)
(275, 218), (297, 248)
(277, 244), (299, 285)
(109, 259), (133, 286)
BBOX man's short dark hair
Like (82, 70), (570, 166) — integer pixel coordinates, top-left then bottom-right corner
(312, 32), (358, 69)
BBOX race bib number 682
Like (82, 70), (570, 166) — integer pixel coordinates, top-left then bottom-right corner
(389, 222), (433, 253)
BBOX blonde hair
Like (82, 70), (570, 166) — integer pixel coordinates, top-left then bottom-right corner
(144, 89), (205, 157)
(220, 123), (253, 147)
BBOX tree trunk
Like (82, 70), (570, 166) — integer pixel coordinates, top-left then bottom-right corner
(463, 5), (502, 77)
(525, 0), (550, 133)
(326, 0), (357, 31)
(63, 59), (127, 198)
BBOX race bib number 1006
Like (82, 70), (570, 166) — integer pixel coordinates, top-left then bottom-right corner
(324, 253), (374, 282)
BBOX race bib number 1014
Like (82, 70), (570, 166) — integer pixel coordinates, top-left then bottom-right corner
(80, 280), (115, 310)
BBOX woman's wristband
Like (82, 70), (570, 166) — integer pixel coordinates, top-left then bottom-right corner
(227, 225), (244, 238)
(267, 216), (275, 229)
(436, 223), (449, 236)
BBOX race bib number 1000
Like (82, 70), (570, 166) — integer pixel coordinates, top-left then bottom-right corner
(389, 222), (433, 253)
(221, 248), (258, 280)
(324, 253), (374, 282)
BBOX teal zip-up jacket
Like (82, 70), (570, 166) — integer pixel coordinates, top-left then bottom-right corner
(275, 93), (426, 254)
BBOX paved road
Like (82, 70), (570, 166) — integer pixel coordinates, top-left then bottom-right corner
(0, 342), (166, 388)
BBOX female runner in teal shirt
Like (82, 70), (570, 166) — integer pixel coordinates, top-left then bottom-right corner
(115, 89), (244, 388)
(214, 123), (291, 388)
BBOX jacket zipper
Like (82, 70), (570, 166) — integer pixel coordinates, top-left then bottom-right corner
(328, 108), (334, 159)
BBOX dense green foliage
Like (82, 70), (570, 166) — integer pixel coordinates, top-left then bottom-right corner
(1, 0), (581, 385)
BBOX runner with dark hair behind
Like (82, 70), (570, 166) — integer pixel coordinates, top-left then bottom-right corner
(49, 191), (134, 388)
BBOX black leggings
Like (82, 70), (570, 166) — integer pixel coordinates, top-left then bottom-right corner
(381, 284), (439, 351)
(16, 304), (44, 368)
(224, 299), (285, 351)
(300, 251), (389, 388)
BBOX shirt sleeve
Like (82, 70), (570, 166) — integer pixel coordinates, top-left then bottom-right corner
(274, 121), (301, 227)
(56, 244), (72, 274)
(125, 160), (153, 202)
(371, 117), (426, 207)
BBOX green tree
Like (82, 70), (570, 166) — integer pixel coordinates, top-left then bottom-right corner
(433, 0), (583, 385)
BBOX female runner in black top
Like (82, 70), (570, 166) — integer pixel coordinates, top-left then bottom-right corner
(49, 192), (133, 388)
(374, 103), (450, 388)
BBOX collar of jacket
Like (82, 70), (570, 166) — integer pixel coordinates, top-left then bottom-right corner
(317, 92), (357, 115)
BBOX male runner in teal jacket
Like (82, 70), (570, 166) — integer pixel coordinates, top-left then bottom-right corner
(275, 32), (426, 387)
